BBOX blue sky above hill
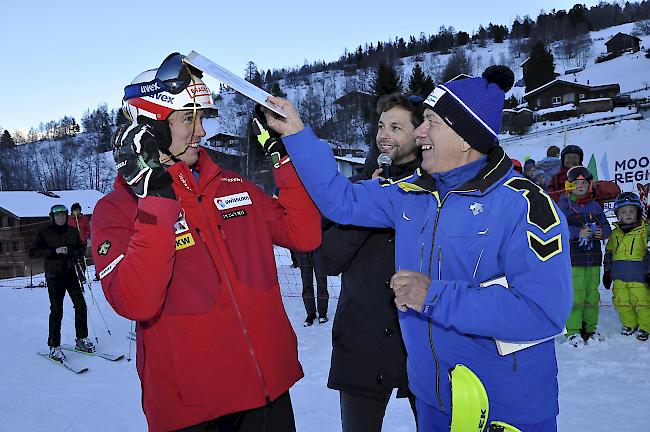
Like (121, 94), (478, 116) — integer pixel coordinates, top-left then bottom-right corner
(1, 0), (601, 132)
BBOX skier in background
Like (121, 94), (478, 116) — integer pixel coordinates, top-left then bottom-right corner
(296, 250), (329, 326)
(67, 202), (91, 248)
(91, 53), (320, 432)
(29, 204), (94, 362)
(68, 202), (91, 280)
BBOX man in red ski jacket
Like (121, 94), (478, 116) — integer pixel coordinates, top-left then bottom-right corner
(91, 53), (320, 432)
(67, 203), (91, 247)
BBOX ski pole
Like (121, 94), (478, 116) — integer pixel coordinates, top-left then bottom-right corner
(73, 213), (97, 306)
(127, 321), (134, 362)
(85, 276), (112, 335)
(75, 259), (112, 335)
(86, 301), (100, 344)
(73, 261), (99, 344)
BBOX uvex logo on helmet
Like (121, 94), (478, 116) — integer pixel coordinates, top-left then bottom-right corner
(140, 81), (161, 93)
(151, 93), (175, 104)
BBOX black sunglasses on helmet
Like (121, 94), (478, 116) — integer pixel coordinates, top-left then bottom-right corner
(123, 53), (203, 100)
(567, 166), (593, 182)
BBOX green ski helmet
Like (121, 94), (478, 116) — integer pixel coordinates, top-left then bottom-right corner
(450, 364), (489, 432)
(49, 204), (68, 223)
(449, 364), (522, 432)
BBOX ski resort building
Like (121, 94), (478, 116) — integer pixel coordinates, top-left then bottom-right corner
(0, 190), (103, 279)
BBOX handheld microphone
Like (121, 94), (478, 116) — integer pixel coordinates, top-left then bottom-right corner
(377, 153), (392, 179)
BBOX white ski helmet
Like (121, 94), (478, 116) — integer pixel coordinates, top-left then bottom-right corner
(122, 53), (216, 123)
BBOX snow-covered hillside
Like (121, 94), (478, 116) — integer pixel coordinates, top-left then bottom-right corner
(9, 21), (647, 193)
(1, 247), (649, 432)
(204, 21), (649, 154)
(2, 134), (115, 193)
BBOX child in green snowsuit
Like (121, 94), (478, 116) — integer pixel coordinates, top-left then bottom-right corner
(603, 192), (650, 341)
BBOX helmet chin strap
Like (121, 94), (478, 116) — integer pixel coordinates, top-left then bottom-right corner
(159, 146), (182, 164)
(169, 143), (192, 160)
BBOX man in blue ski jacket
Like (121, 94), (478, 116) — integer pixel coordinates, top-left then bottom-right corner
(263, 65), (572, 432)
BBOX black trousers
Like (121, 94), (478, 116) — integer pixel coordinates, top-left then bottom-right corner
(296, 252), (329, 316)
(46, 271), (88, 347)
(176, 391), (296, 432)
(340, 389), (417, 432)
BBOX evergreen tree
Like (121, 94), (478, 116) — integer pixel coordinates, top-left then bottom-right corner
(251, 70), (264, 87)
(407, 63), (426, 95)
(300, 85), (322, 128)
(82, 103), (112, 152)
(372, 62), (402, 98)
(0, 130), (15, 149)
(524, 41), (555, 93)
(270, 82), (287, 97)
(423, 75), (435, 96)
(407, 63), (434, 97)
(441, 48), (472, 82)
(244, 61), (258, 82)
(114, 108), (130, 128)
(455, 31), (470, 46)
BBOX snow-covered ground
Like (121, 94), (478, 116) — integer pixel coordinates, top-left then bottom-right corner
(1, 248), (649, 432)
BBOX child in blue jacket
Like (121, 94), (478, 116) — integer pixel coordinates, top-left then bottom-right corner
(558, 166), (611, 346)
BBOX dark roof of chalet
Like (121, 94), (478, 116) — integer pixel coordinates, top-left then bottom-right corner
(605, 32), (642, 46)
(334, 90), (375, 105)
(523, 79), (620, 98)
(207, 132), (242, 140)
(564, 67), (584, 74)
(520, 57), (530, 67)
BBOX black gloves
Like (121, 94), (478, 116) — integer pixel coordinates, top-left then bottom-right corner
(113, 124), (175, 199)
(252, 104), (289, 169)
(602, 271), (612, 290)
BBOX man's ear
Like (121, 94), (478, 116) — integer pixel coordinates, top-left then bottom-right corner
(460, 139), (472, 153)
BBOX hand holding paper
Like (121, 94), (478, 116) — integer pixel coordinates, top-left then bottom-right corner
(263, 97), (306, 137)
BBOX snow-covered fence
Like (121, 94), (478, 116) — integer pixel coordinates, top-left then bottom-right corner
(0, 220), (49, 283)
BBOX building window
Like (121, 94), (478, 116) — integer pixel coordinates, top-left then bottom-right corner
(536, 98), (541, 107)
(552, 96), (562, 105)
(579, 93), (586, 100)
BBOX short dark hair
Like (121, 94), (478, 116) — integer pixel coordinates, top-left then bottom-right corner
(376, 93), (423, 128)
(547, 145), (560, 157)
(71, 202), (82, 212)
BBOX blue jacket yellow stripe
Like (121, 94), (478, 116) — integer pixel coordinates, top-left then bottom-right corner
(285, 127), (572, 424)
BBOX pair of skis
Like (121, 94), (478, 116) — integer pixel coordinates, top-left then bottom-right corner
(37, 344), (124, 374)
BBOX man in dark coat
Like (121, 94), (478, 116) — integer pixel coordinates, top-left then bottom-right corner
(315, 93), (421, 432)
(29, 204), (94, 362)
